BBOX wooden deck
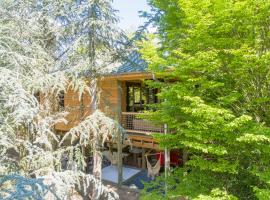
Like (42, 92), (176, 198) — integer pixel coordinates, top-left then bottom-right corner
(120, 112), (164, 149)
(124, 134), (159, 149)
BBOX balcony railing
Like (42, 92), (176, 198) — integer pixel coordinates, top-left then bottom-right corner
(121, 112), (164, 135)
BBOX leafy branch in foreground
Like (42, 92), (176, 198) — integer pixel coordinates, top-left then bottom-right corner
(139, 0), (270, 199)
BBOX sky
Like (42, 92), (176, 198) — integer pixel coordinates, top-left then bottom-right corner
(112, 0), (151, 31)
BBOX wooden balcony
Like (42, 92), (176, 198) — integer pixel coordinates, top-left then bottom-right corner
(121, 112), (164, 135)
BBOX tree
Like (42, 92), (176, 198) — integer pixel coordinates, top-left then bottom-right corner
(0, 0), (126, 199)
(139, 0), (270, 199)
(57, 0), (129, 196)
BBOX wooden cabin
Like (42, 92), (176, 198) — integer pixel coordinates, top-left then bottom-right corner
(54, 53), (175, 169)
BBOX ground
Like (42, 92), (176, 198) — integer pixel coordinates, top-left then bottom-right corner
(104, 182), (140, 200)
(101, 168), (151, 199)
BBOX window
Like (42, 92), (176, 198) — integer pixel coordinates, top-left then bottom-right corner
(34, 92), (40, 103)
(58, 91), (65, 109)
(126, 82), (158, 112)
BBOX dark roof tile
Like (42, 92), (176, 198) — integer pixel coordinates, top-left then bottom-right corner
(111, 52), (147, 74)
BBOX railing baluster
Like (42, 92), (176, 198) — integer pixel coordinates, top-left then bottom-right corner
(121, 112), (164, 134)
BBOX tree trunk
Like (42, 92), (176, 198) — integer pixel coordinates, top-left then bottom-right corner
(91, 77), (103, 199)
(92, 145), (102, 178)
(92, 143), (102, 199)
(182, 149), (188, 166)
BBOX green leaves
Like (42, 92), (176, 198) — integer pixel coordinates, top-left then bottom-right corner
(237, 134), (270, 144)
(140, 0), (270, 199)
(187, 157), (238, 174)
(194, 188), (238, 200)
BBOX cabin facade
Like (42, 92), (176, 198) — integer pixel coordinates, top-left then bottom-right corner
(54, 53), (177, 170)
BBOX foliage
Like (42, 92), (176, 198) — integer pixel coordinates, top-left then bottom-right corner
(0, 0), (126, 199)
(139, 0), (270, 199)
(141, 169), (237, 200)
(0, 174), (58, 200)
(0, 171), (119, 200)
(61, 110), (125, 148)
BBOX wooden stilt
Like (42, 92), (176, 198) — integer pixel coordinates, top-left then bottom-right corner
(133, 153), (137, 165)
(142, 148), (146, 169)
(117, 130), (123, 187)
(117, 81), (123, 187)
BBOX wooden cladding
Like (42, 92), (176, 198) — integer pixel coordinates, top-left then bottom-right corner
(54, 79), (121, 131)
(54, 73), (157, 133)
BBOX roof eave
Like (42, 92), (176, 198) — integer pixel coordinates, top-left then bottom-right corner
(102, 71), (153, 80)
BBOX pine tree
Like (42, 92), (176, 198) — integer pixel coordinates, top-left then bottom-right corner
(0, 0), (126, 199)
(57, 0), (128, 197)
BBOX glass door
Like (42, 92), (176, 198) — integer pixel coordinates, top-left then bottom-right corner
(126, 82), (157, 112)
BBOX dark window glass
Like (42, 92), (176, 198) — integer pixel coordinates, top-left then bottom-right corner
(58, 91), (65, 109)
(126, 82), (158, 112)
(34, 92), (40, 103)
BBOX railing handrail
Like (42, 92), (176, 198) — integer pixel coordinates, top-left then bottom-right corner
(122, 112), (144, 115)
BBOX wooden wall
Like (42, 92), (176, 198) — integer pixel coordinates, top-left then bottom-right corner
(54, 79), (122, 131)
(99, 79), (121, 119)
(121, 81), (127, 112)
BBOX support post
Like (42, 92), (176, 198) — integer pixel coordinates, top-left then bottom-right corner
(117, 130), (123, 187)
(164, 123), (170, 197)
(142, 148), (146, 169)
(117, 81), (123, 187)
